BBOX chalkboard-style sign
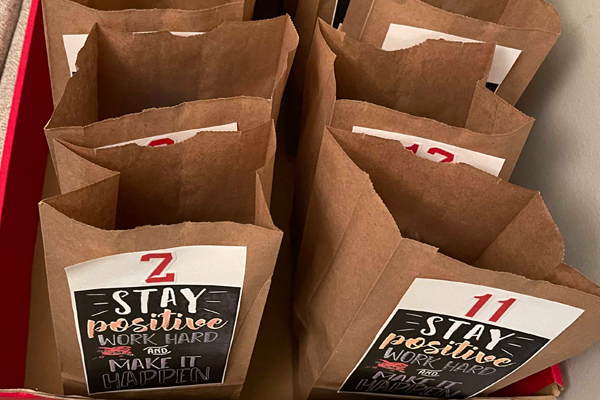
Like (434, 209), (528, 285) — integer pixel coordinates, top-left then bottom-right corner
(339, 279), (583, 399)
(66, 246), (247, 394)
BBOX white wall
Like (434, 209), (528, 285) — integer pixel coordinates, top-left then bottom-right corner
(511, 1), (600, 398)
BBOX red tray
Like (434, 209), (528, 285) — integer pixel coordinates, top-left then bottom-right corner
(0, 0), (563, 396)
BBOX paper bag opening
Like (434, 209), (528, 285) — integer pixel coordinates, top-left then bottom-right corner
(72, 0), (239, 11)
(45, 96), (274, 175)
(51, 120), (277, 229)
(293, 127), (600, 399)
(50, 17), (297, 122)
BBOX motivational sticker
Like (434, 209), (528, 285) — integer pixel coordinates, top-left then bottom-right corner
(339, 279), (583, 399)
(382, 24), (522, 91)
(66, 245), (246, 394)
(352, 126), (505, 176)
(96, 122), (239, 149)
(63, 31), (205, 76)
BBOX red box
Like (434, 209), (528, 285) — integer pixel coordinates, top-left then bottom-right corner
(0, 0), (52, 390)
(0, 0), (565, 397)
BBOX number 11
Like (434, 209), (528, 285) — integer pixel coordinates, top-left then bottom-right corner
(466, 294), (516, 322)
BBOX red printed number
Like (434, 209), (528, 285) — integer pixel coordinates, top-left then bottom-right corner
(427, 147), (455, 163)
(466, 294), (516, 323)
(404, 144), (455, 163)
(142, 253), (176, 283)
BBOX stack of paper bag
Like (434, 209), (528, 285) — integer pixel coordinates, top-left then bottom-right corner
(294, 19), (534, 239)
(43, 0), (247, 103)
(40, 120), (282, 399)
(37, 16), (302, 399)
(342, 0), (560, 104)
(44, 17), (298, 173)
(293, 126), (600, 399)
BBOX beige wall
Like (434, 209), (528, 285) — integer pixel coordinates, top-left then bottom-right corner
(511, 1), (600, 398)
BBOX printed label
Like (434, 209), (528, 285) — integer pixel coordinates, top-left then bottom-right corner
(63, 32), (205, 76)
(332, 0), (351, 28)
(66, 245), (246, 394)
(96, 123), (239, 149)
(352, 126), (505, 176)
(340, 279), (582, 399)
(382, 24), (522, 90)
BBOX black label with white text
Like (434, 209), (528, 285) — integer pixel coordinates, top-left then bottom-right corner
(74, 284), (240, 393)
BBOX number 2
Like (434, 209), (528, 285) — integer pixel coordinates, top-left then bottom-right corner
(142, 253), (176, 283)
(466, 294), (516, 322)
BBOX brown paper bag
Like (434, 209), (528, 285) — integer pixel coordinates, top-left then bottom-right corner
(294, 19), (534, 240)
(44, 16), (298, 168)
(329, 97), (533, 179)
(284, 0), (341, 154)
(39, 119), (283, 399)
(46, 96), (274, 189)
(342, 0), (561, 105)
(42, 0), (246, 103)
(293, 126), (600, 400)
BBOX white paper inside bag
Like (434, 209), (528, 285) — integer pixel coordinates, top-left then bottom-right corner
(352, 126), (505, 176)
(96, 122), (239, 149)
(63, 32), (205, 76)
(382, 24), (522, 87)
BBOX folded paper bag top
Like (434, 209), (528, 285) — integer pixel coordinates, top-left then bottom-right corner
(42, 0), (247, 103)
(39, 121), (282, 398)
(342, 0), (561, 105)
(75, 0), (238, 11)
(45, 96), (274, 187)
(293, 126), (600, 400)
(329, 98), (533, 178)
(291, 0), (558, 119)
(45, 16), (298, 159)
(294, 19), (534, 239)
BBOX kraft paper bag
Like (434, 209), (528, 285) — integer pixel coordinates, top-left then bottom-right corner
(342, 0), (561, 105)
(294, 19), (534, 241)
(42, 0), (246, 103)
(65, 0), (256, 17)
(46, 96), (274, 189)
(44, 17), (298, 168)
(39, 119), (283, 399)
(293, 126), (600, 400)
